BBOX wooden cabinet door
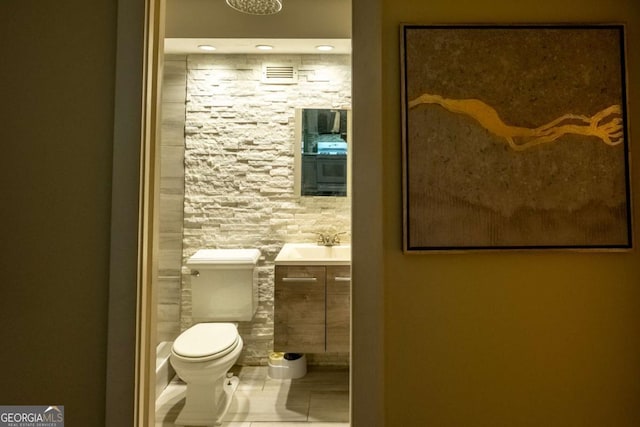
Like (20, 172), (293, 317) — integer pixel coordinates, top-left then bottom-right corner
(326, 266), (351, 352)
(274, 266), (326, 353)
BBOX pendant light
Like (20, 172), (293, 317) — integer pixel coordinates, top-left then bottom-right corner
(225, 0), (283, 15)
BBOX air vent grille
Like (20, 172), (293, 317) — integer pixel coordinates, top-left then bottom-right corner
(261, 63), (298, 84)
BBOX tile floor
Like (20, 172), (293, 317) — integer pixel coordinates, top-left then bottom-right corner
(156, 366), (350, 427)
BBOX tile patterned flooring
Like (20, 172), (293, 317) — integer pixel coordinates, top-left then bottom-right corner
(156, 366), (350, 426)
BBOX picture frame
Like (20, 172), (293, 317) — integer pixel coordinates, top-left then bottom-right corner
(401, 24), (632, 252)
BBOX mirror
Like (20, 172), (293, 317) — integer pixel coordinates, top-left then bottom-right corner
(294, 108), (351, 197)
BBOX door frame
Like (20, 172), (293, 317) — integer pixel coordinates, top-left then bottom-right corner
(105, 0), (164, 425)
(105, 0), (384, 425)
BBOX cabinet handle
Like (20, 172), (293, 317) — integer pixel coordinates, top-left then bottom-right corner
(335, 276), (351, 282)
(282, 277), (318, 283)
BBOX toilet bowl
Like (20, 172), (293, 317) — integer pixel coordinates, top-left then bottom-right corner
(171, 323), (243, 426)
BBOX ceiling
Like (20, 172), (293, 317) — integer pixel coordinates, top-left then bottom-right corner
(164, 38), (351, 54)
(165, 0), (351, 54)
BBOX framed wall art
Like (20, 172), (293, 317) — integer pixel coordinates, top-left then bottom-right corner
(401, 24), (632, 252)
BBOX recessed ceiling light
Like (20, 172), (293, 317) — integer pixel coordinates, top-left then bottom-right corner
(255, 44), (274, 51)
(315, 45), (335, 52)
(198, 45), (217, 52)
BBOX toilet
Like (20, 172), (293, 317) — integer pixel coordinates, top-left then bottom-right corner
(170, 248), (260, 426)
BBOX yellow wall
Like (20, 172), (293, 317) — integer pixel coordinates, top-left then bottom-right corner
(383, 0), (640, 425)
(0, 1), (116, 424)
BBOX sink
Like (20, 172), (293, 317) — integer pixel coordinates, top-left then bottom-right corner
(275, 243), (351, 266)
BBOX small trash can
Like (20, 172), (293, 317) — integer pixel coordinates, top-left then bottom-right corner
(268, 352), (307, 379)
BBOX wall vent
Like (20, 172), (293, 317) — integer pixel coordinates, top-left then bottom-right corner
(261, 63), (298, 84)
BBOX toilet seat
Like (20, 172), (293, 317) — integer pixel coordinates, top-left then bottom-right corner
(173, 323), (240, 362)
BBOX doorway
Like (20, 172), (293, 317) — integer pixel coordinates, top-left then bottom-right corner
(156, 41), (351, 426)
(106, 0), (383, 426)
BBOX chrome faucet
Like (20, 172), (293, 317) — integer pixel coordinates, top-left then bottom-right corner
(316, 232), (345, 247)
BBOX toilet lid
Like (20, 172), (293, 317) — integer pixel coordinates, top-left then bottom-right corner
(187, 249), (260, 266)
(173, 323), (239, 358)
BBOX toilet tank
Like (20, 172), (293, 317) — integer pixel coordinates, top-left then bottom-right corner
(186, 249), (260, 322)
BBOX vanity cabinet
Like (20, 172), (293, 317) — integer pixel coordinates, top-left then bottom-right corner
(274, 265), (350, 353)
(325, 266), (350, 352)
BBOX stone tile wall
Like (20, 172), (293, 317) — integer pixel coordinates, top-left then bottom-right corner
(181, 54), (352, 365)
(157, 55), (187, 343)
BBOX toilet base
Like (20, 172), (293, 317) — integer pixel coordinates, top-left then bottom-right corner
(174, 375), (239, 426)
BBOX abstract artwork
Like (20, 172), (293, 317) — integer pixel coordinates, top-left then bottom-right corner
(401, 25), (632, 252)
